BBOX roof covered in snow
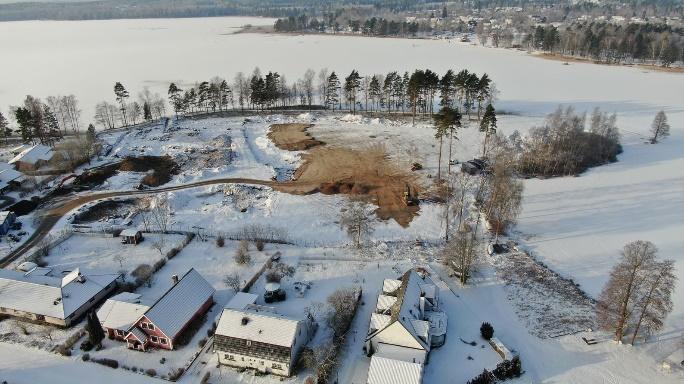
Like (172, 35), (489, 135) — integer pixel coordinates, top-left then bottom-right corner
(97, 293), (149, 331)
(367, 356), (423, 384)
(9, 144), (54, 165)
(0, 169), (23, 190)
(224, 292), (258, 310)
(0, 268), (118, 320)
(215, 306), (302, 347)
(143, 268), (214, 338)
(120, 229), (141, 237)
(369, 269), (439, 351)
(0, 211), (15, 224)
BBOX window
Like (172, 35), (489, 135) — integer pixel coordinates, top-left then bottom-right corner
(140, 323), (147, 329)
(116, 330), (124, 337)
(225, 354), (235, 361)
(151, 336), (158, 343)
(246, 340), (251, 347)
(272, 363), (282, 370)
(260, 361), (264, 365)
(148, 323), (155, 330)
(159, 338), (167, 345)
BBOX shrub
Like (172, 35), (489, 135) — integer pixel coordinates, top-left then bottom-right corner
(480, 322), (494, 340)
(216, 236), (225, 248)
(167, 246), (181, 259)
(168, 368), (184, 381)
(266, 271), (282, 283)
(160, 357), (166, 364)
(82, 353), (90, 362)
(93, 358), (119, 369)
(493, 356), (522, 380)
(255, 239), (264, 251)
(467, 369), (496, 384)
(80, 340), (93, 351)
(145, 369), (157, 377)
(234, 242), (251, 265)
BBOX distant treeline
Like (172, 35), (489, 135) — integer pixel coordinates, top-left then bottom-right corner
(0, 0), (418, 22)
(274, 15), (433, 36)
(527, 21), (684, 67)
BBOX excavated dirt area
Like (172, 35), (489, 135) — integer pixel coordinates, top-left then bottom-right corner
(277, 145), (421, 227)
(267, 123), (325, 151)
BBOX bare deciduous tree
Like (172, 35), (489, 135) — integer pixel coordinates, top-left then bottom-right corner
(442, 224), (480, 284)
(597, 240), (676, 344)
(339, 201), (376, 248)
(150, 195), (171, 233)
(650, 110), (670, 144)
(234, 240), (251, 265)
(223, 272), (241, 292)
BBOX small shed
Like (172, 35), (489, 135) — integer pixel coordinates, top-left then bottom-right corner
(120, 229), (143, 245)
(0, 211), (17, 236)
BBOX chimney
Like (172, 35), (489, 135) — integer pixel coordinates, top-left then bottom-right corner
(171, 275), (179, 285)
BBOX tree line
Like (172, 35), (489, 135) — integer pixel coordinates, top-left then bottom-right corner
(274, 14), (431, 37)
(3, 95), (84, 146)
(165, 67), (497, 123)
(526, 21), (684, 67)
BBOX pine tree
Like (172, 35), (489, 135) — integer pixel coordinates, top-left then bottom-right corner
(325, 72), (340, 111)
(86, 311), (105, 347)
(114, 82), (130, 126)
(480, 104), (497, 157)
(143, 102), (152, 121)
(433, 107), (461, 181)
(168, 83), (182, 118)
(650, 110), (670, 144)
(369, 75), (381, 113)
(0, 111), (10, 144)
(344, 70), (362, 114)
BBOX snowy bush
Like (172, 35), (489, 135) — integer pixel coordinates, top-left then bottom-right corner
(234, 241), (251, 264)
(82, 353), (90, 361)
(145, 369), (157, 377)
(216, 236), (225, 248)
(493, 356), (523, 381)
(255, 239), (265, 251)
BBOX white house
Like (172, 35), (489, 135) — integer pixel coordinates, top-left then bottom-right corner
(0, 267), (118, 327)
(365, 269), (447, 366)
(214, 305), (312, 377)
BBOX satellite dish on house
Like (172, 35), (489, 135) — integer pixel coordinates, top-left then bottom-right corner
(265, 283), (281, 293)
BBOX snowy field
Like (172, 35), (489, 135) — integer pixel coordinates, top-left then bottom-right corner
(0, 17), (682, 383)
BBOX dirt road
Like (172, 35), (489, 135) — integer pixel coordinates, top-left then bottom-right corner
(0, 177), (275, 267)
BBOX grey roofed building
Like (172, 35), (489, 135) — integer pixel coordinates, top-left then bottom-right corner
(142, 268), (215, 340)
(0, 267), (118, 327)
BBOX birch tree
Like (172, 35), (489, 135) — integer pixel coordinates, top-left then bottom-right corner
(339, 201), (375, 248)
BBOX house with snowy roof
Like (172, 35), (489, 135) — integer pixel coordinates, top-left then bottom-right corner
(365, 269), (447, 366)
(100, 268), (214, 351)
(0, 163), (23, 194)
(367, 355), (424, 384)
(0, 267), (118, 327)
(214, 304), (313, 377)
(9, 144), (55, 172)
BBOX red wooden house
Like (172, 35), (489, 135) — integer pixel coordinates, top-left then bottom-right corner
(99, 268), (215, 351)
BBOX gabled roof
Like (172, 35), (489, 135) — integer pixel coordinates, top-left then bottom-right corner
(0, 268), (118, 321)
(376, 295), (397, 313)
(382, 279), (401, 295)
(369, 313), (392, 333)
(368, 269), (437, 351)
(9, 144), (54, 165)
(367, 356), (423, 384)
(215, 306), (301, 348)
(120, 229), (141, 237)
(142, 268), (214, 338)
(97, 293), (149, 331)
(127, 327), (148, 343)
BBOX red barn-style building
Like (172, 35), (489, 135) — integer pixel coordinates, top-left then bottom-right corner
(98, 268), (215, 351)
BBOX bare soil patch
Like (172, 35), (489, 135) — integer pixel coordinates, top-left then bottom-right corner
(268, 123), (324, 151)
(277, 145), (421, 227)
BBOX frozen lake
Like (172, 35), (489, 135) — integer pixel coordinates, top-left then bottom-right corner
(0, 16), (682, 127)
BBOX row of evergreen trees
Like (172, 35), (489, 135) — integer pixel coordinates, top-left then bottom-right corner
(167, 68), (497, 123)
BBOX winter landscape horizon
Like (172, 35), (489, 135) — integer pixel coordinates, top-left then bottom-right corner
(0, 2), (682, 384)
